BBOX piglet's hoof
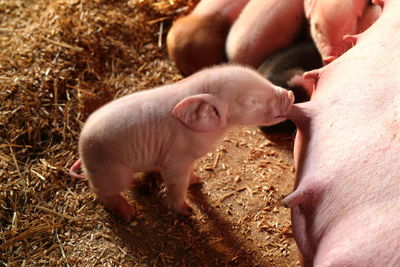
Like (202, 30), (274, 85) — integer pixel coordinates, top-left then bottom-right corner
(165, 198), (193, 216)
(102, 194), (137, 222)
(190, 173), (202, 186)
(176, 201), (194, 216)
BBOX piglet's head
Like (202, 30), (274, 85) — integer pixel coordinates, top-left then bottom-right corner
(229, 85), (294, 127)
(171, 65), (294, 131)
(221, 66), (294, 127)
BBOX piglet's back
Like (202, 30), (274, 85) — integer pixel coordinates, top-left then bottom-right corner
(78, 87), (180, 168)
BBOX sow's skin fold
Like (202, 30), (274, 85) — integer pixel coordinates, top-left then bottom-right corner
(285, 0), (400, 265)
(71, 65), (294, 222)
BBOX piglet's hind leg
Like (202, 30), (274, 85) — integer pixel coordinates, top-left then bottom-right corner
(99, 193), (137, 222)
(84, 162), (136, 222)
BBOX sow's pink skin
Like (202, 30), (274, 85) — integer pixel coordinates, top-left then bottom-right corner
(70, 65), (294, 222)
(285, 0), (400, 265)
(305, 0), (382, 64)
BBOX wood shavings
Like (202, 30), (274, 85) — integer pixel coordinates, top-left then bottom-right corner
(213, 153), (221, 169)
(218, 187), (247, 203)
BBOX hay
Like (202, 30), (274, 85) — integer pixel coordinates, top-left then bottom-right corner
(0, 0), (299, 265)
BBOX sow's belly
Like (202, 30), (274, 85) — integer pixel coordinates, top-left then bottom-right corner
(288, 3), (400, 264)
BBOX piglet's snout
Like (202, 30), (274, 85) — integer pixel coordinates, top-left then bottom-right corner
(276, 90), (295, 118)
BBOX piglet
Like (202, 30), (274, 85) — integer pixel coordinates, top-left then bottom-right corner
(70, 65), (294, 221)
(305, 0), (368, 63)
(226, 0), (304, 68)
(166, 0), (250, 75)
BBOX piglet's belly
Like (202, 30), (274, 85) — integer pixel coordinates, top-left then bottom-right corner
(288, 0), (400, 265)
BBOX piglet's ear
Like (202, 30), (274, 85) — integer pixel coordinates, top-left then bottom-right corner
(172, 94), (227, 132)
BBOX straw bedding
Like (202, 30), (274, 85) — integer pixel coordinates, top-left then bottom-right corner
(0, 0), (299, 265)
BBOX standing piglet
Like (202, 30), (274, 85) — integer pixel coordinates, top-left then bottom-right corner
(70, 65), (294, 221)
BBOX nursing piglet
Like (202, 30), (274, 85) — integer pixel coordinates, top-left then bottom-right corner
(70, 65), (294, 221)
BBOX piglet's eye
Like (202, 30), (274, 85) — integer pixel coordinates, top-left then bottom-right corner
(212, 106), (220, 118)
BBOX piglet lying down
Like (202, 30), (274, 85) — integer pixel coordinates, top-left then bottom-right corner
(70, 65), (294, 221)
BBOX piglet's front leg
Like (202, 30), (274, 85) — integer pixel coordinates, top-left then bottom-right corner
(161, 164), (194, 215)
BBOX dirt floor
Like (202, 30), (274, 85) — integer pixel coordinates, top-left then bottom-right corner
(0, 0), (300, 266)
